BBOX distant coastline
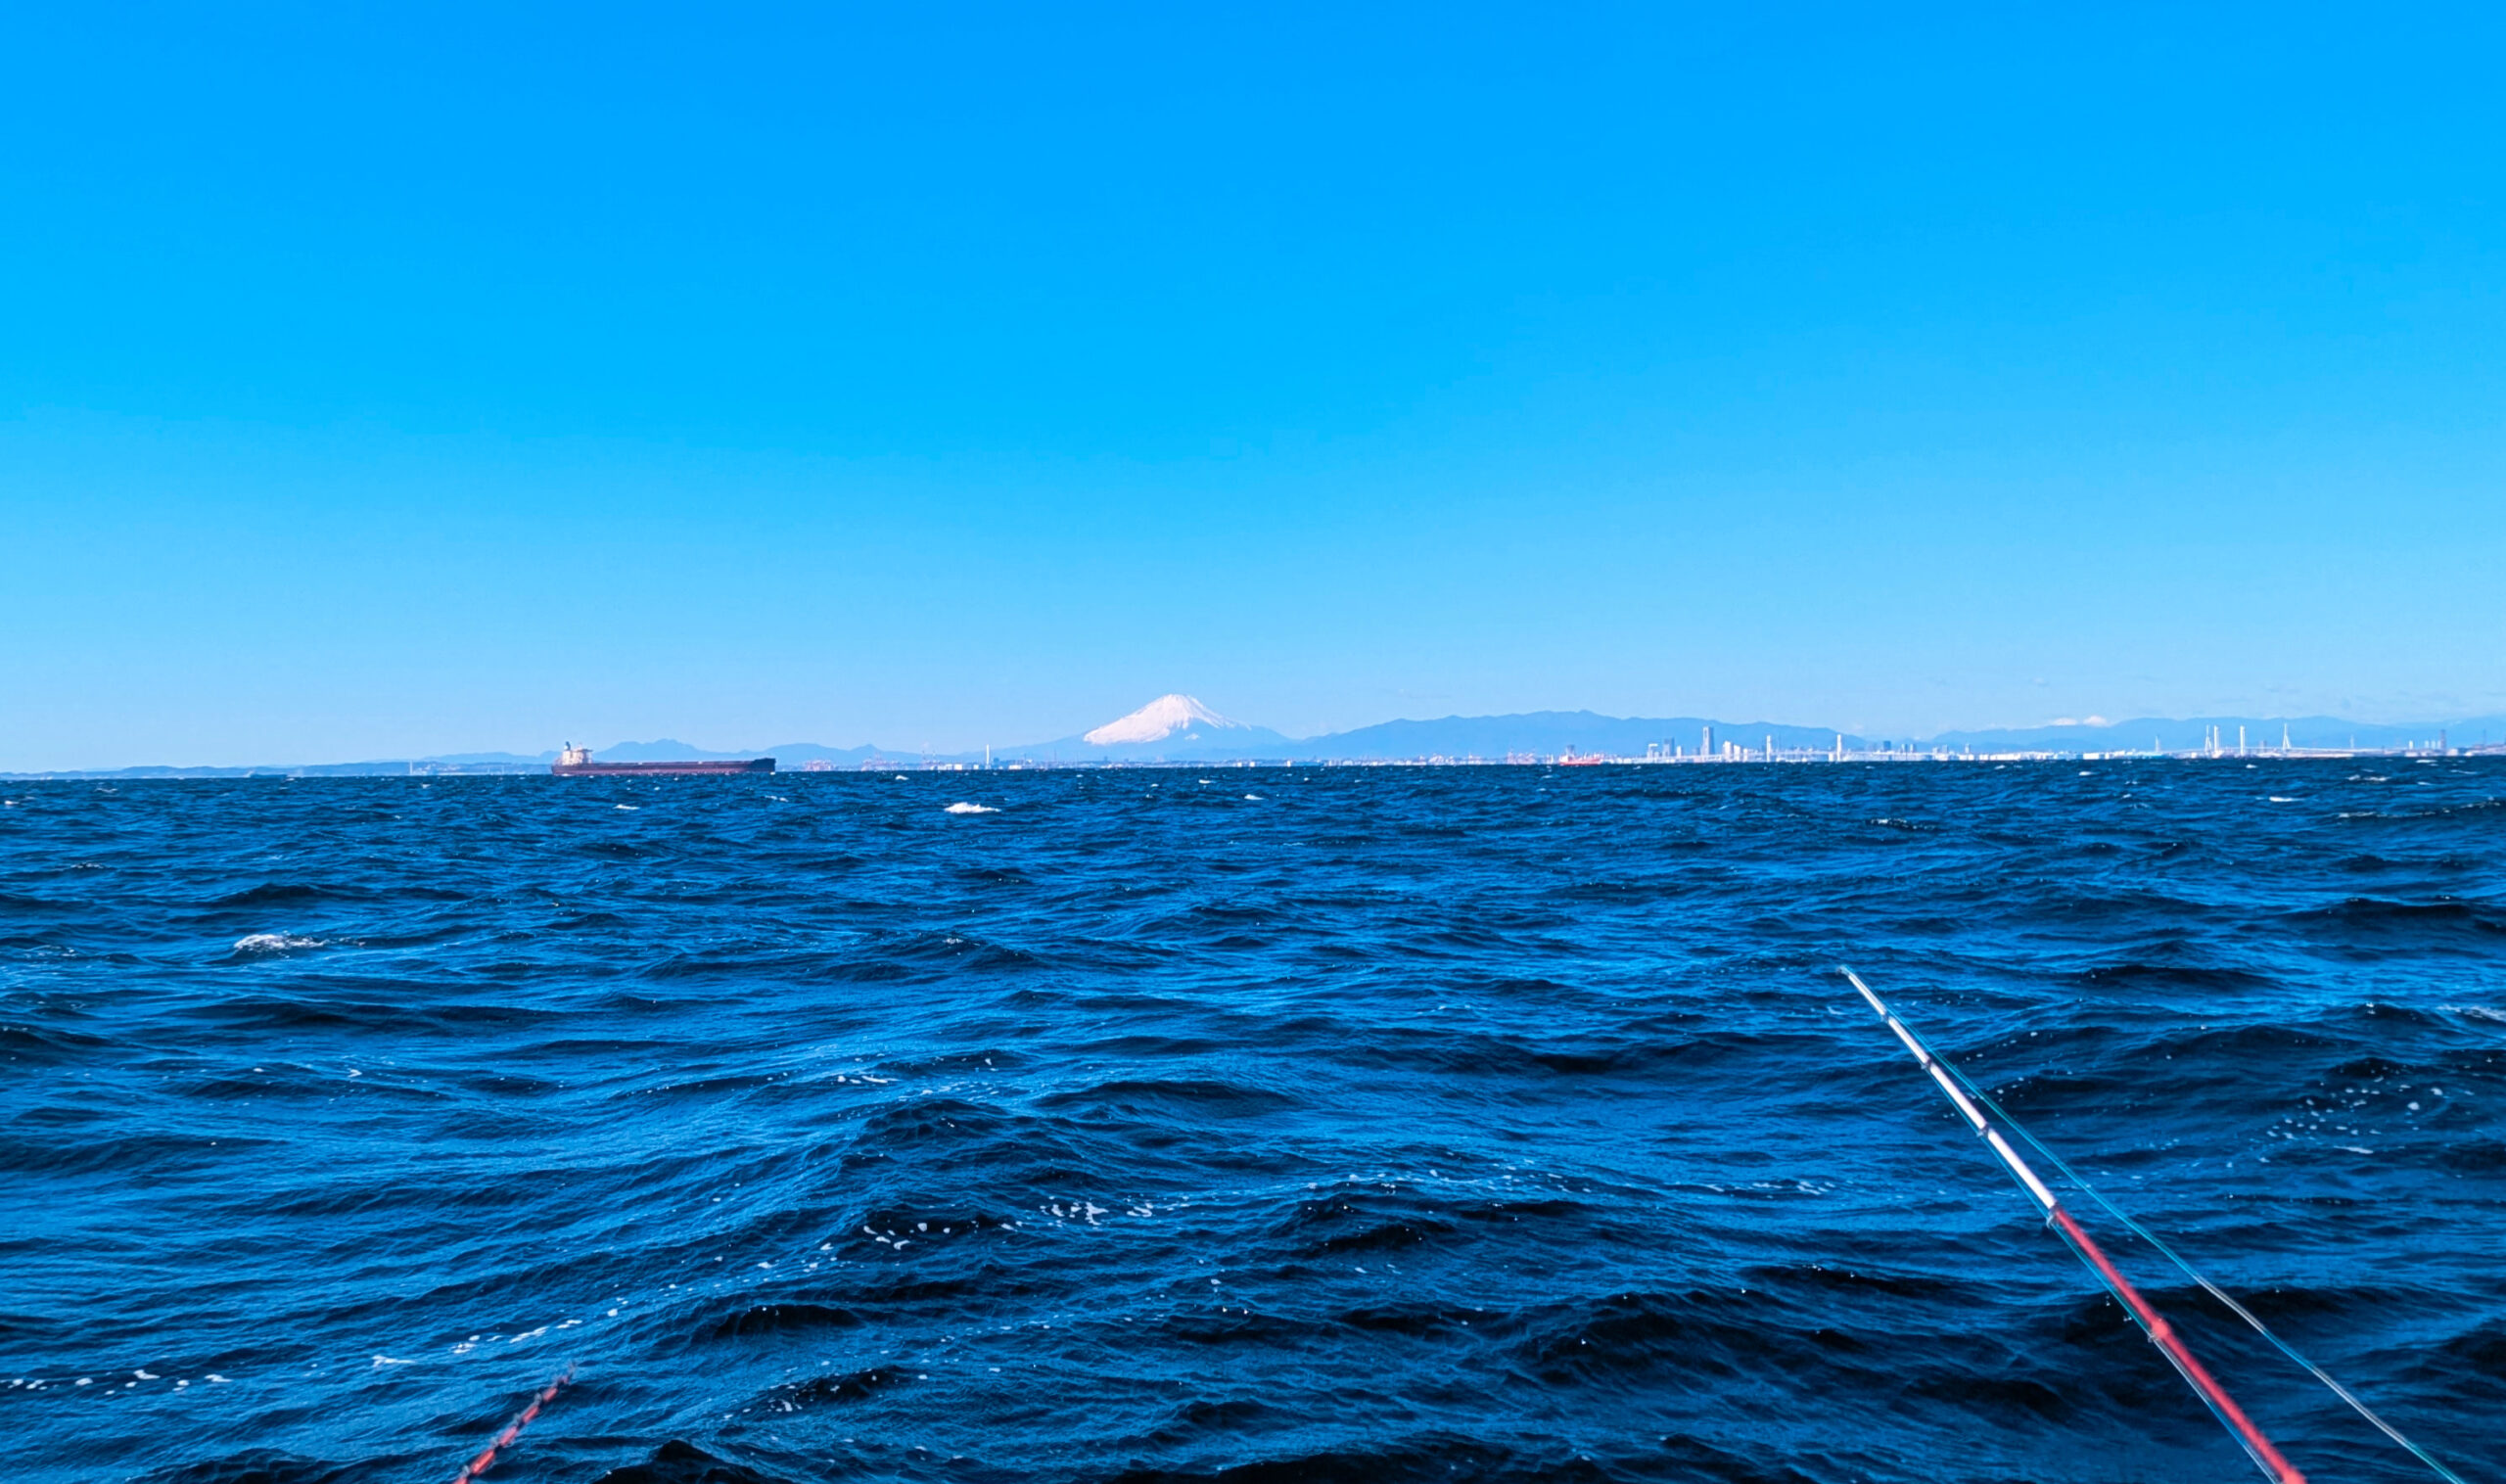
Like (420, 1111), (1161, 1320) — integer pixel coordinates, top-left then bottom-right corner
(10, 704), (2502, 780)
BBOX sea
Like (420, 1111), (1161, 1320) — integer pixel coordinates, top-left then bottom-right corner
(3, 762), (2498, 1484)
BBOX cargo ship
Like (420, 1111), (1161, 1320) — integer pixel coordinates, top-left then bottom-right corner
(551, 744), (775, 777)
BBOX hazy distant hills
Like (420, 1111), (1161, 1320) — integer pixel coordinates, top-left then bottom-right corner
(985, 711), (1856, 763)
(612, 705), (2506, 765)
(1271, 710), (2502, 761)
(973, 696), (1853, 763)
(1270, 712), (1852, 761)
(10, 702), (2503, 778)
(1926, 715), (2506, 753)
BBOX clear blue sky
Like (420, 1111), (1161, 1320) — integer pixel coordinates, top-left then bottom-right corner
(4, 5), (2500, 767)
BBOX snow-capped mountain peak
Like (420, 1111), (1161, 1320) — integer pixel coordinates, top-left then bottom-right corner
(1083, 694), (1246, 746)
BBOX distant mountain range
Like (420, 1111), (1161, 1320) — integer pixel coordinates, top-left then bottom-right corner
(9, 698), (2502, 778)
(964, 697), (2505, 764)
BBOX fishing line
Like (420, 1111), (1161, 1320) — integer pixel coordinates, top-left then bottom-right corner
(1919, 1004), (2471, 1484)
(1842, 968), (2469, 1484)
(1842, 969), (2301, 1484)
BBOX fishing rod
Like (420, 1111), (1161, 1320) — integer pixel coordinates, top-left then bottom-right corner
(450, 1364), (574, 1482)
(1848, 968), (2475, 1484)
(1955, 1081), (2474, 1484)
(1840, 968), (2304, 1484)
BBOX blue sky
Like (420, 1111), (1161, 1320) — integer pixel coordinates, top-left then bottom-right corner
(4, 5), (2500, 767)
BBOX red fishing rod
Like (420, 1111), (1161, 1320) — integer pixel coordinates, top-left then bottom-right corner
(451, 1365), (574, 1482)
(1841, 969), (2305, 1484)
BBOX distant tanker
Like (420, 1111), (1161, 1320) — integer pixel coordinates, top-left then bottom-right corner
(551, 744), (774, 777)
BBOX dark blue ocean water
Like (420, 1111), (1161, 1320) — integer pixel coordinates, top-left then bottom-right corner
(3, 763), (2500, 1484)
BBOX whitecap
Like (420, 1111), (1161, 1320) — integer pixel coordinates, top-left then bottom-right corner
(233, 933), (322, 954)
(2267, 796), (2297, 803)
(943, 803), (998, 814)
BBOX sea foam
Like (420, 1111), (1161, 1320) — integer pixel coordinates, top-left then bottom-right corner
(232, 933), (323, 954)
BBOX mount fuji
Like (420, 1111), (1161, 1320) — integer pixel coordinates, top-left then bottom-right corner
(1011, 694), (1291, 761)
(1083, 694), (1257, 746)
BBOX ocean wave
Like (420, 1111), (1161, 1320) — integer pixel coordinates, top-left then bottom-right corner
(592, 1441), (785, 1484)
(210, 883), (344, 907)
(6, 763), (2501, 1484)
(229, 932), (323, 954)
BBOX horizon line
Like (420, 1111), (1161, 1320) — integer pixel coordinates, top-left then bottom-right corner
(9, 705), (2503, 777)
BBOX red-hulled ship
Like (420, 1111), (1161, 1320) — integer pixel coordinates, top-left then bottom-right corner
(551, 744), (775, 777)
